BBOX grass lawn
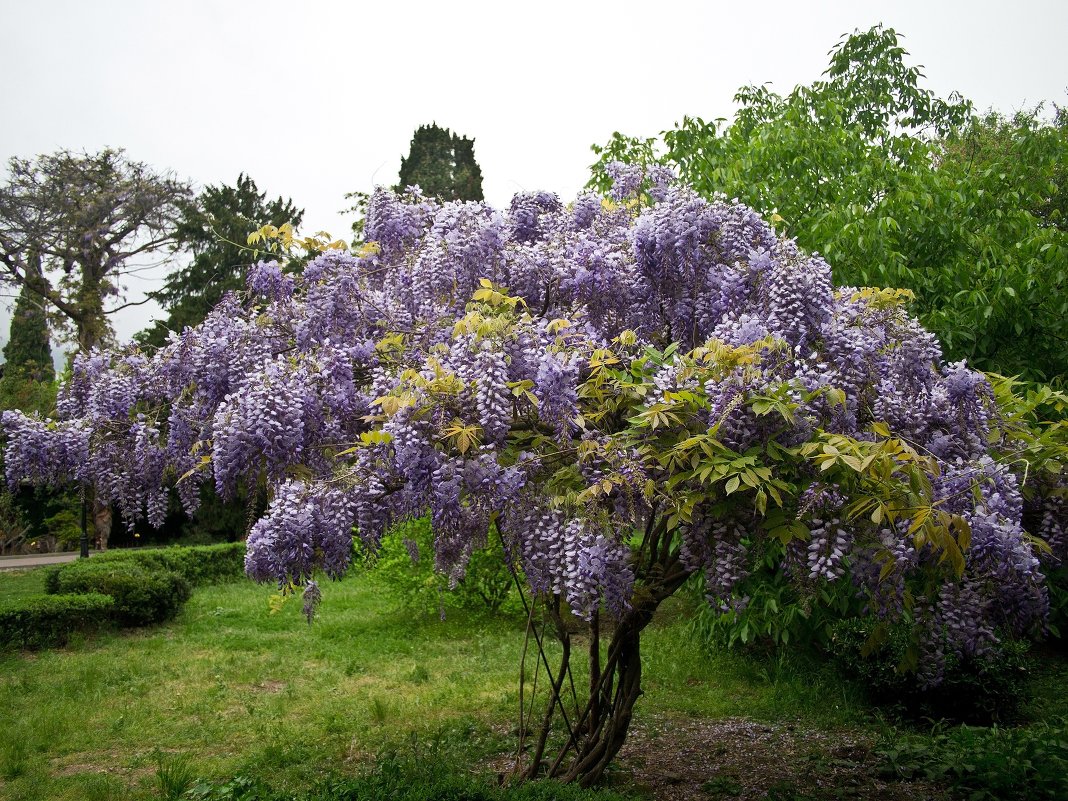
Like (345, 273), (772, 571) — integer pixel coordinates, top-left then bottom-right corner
(0, 566), (1064, 801)
(0, 567), (47, 601)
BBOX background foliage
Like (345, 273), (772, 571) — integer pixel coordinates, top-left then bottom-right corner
(137, 174), (303, 349)
(397, 123), (485, 202)
(590, 25), (1068, 383)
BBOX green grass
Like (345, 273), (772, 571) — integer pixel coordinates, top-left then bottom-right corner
(1024, 642), (1068, 721)
(0, 567), (1064, 801)
(0, 573), (529, 800)
(638, 595), (869, 726)
(0, 566), (48, 600)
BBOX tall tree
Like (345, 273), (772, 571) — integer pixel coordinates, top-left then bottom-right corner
(138, 174), (303, 348)
(397, 123), (484, 202)
(0, 148), (190, 353)
(590, 26), (1068, 383)
(0, 267), (56, 415)
(924, 107), (1068, 379)
(2, 251), (53, 383)
(0, 252), (66, 556)
(0, 148), (188, 548)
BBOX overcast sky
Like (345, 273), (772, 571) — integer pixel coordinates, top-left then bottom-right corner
(2, 0), (1066, 352)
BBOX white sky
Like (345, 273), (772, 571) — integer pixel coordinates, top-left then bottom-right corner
(2, 0), (1066, 352)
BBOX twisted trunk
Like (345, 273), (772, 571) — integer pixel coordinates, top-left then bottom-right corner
(518, 558), (693, 788)
(562, 602), (651, 786)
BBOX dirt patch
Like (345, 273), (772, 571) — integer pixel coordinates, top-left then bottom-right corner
(614, 716), (953, 800)
(485, 716), (950, 800)
(51, 753), (154, 782)
(251, 679), (286, 693)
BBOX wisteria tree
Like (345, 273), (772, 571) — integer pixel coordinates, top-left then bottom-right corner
(3, 170), (1065, 786)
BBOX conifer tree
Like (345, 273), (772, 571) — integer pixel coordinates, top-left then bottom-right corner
(138, 174), (302, 348)
(0, 251), (55, 413)
(397, 123), (484, 202)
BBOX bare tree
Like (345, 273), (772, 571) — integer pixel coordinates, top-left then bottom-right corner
(0, 149), (191, 549)
(0, 148), (191, 352)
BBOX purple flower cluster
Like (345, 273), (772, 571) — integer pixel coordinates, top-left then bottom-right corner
(1, 412), (88, 487)
(245, 479), (358, 585)
(247, 260), (295, 302)
(212, 356), (317, 496)
(796, 484), (852, 581)
(501, 504), (633, 619)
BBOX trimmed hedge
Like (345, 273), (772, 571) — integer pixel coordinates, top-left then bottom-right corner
(45, 542), (246, 594)
(0, 592), (114, 649)
(1, 545), (245, 648)
(48, 560), (191, 627)
(93, 542), (246, 586)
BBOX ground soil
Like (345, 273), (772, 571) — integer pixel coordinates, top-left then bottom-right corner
(606, 715), (952, 800)
(488, 715), (950, 800)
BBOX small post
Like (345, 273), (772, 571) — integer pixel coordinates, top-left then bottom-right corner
(79, 486), (89, 559)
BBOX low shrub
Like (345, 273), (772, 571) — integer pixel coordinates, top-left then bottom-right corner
(877, 717), (1068, 801)
(0, 592), (114, 648)
(688, 547), (862, 653)
(829, 618), (1031, 723)
(48, 560), (190, 627)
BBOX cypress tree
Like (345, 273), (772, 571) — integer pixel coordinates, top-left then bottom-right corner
(3, 252), (53, 382)
(1, 251), (55, 413)
(397, 123), (484, 202)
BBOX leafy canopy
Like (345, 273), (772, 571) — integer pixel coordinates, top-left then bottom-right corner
(0, 148), (190, 352)
(137, 173), (302, 349)
(590, 26), (1068, 383)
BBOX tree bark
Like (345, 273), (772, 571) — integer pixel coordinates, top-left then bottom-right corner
(92, 498), (111, 550)
(520, 553), (693, 788)
(562, 599), (654, 786)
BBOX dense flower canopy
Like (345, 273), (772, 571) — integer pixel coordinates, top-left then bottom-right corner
(3, 169), (1063, 683)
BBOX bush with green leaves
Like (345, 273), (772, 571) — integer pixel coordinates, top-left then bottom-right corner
(688, 541), (863, 652)
(42, 506), (81, 548)
(47, 560), (190, 627)
(829, 618), (1032, 723)
(878, 718), (1068, 801)
(366, 517), (519, 616)
(590, 26), (1068, 383)
(0, 592), (114, 648)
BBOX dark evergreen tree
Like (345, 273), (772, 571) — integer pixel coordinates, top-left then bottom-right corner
(397, 123), (484, 202)
(2, 252), (53, 384)
(138, 174), (302, 348)
(0, 250), (56, 414)
(0, 251), (66, 554)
